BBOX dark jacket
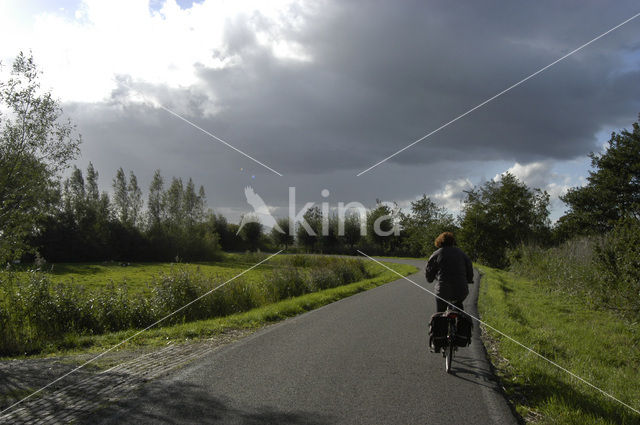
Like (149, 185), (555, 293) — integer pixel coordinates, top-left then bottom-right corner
(425, 246), (474, 302)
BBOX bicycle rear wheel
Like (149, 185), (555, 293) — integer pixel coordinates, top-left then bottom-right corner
(445, 319), (455, 373)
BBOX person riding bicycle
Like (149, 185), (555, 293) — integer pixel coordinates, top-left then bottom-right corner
(425, 232), (474, 313)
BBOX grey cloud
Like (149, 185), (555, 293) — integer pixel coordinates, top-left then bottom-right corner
(189, 0), (640, 173)
(66, 0), (640, 219)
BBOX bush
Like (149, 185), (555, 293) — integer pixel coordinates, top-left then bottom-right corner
(281, 255), (314, 268)
(266, 267), (309, 301)
(330, 260), (363, 285)
(308, 267), (339, 290)
(50, 282), (97, 334)
(151, 269), (204, 323)
(1, 271), (91, 354)
(594, 218), (640, 315)
(222, 279), (260, 313)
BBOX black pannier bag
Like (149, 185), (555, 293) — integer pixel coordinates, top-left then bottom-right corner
(429, 312), (449, 350)
(454, 314), (473, 347)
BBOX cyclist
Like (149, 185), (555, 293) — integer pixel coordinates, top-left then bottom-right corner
(425, 232), (474, 313)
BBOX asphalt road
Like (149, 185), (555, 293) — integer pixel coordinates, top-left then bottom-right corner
(88, 258), (518, 425)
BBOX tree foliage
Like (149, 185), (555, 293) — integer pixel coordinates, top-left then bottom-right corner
(296, 206), (322, 250)
(31, 165), (225, 262)
(165, 177), (184, 227)
(239, 216), (263, 251)
(147, 169), (165, 228)
(558, 116), (640, 237)
(0, 52), (80, 261)
(112, 167), (129, 225)
(458, 172), (550, 268)
(399, 195), (456, 257)
(271, 217), (294, 248)
(366, 202), (399, 252)
(342, 213), (362, 250)
(128, 171), (143, 228)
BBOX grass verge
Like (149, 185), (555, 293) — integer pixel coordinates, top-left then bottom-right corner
(477, 265), (640, 425)
(373, 255), (426, 261)
(8, 261), (417, 358)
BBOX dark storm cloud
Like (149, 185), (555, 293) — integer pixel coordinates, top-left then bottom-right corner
(69, 0), (640, 218)
(191, 0), (640, 172)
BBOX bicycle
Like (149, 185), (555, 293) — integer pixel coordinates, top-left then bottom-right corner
(429, 301), (471, 373)
(442, 307), (460, 373)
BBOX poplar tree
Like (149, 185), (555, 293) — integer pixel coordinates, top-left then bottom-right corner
(147, 169), (165, 227)
(128, 171), (143, 228)
(112, 167), (129, 225)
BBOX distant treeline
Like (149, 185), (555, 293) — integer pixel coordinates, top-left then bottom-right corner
(24, 162), (452, 262)
(30, 166), (245, 262)
(23, 160), (551, 265)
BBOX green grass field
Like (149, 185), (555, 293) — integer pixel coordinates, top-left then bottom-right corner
(23, 253), (400, 292)
(478, 265), (640, 424)
(35, 261), (269, 293)
(1, 255), (418, 357)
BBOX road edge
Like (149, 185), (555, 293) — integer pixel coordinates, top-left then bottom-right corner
(473, 268), (526, 425)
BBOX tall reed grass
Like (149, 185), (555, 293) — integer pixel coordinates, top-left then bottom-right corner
(508, 219), (640, 317)
(0, 255), (372, 355)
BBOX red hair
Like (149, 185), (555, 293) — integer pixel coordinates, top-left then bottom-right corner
(435, 232), (456, 248)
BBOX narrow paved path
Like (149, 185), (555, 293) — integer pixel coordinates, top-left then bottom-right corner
(87, 258), (518, 424)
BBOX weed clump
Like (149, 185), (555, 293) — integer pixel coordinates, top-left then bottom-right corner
(508, 218), (640, 317)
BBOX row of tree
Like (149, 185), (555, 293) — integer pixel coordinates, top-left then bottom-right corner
(259, 173), (549, 268)
(31, 164), (219, 262)
(21, 162), (549, 265)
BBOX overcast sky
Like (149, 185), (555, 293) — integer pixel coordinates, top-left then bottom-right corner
(2, 0), (640, 223)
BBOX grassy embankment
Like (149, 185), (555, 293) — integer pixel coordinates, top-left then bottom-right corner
(0, 254), (417, 357)
(478, 265), (640, 424)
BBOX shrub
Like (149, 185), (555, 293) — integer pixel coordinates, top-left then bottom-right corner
(265, 267), (309, 301)
(18, 273), (59, 340)
(150, 269), (207, 323)
(282, 255), (313, 268)
(594, 218), (640, 315)
(222, 279), (259, 313)
(330, 259), (365, 284)
(0, 271), (91, 354)
(50, 282), (97, 334)
(308, 267), (339, 290)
